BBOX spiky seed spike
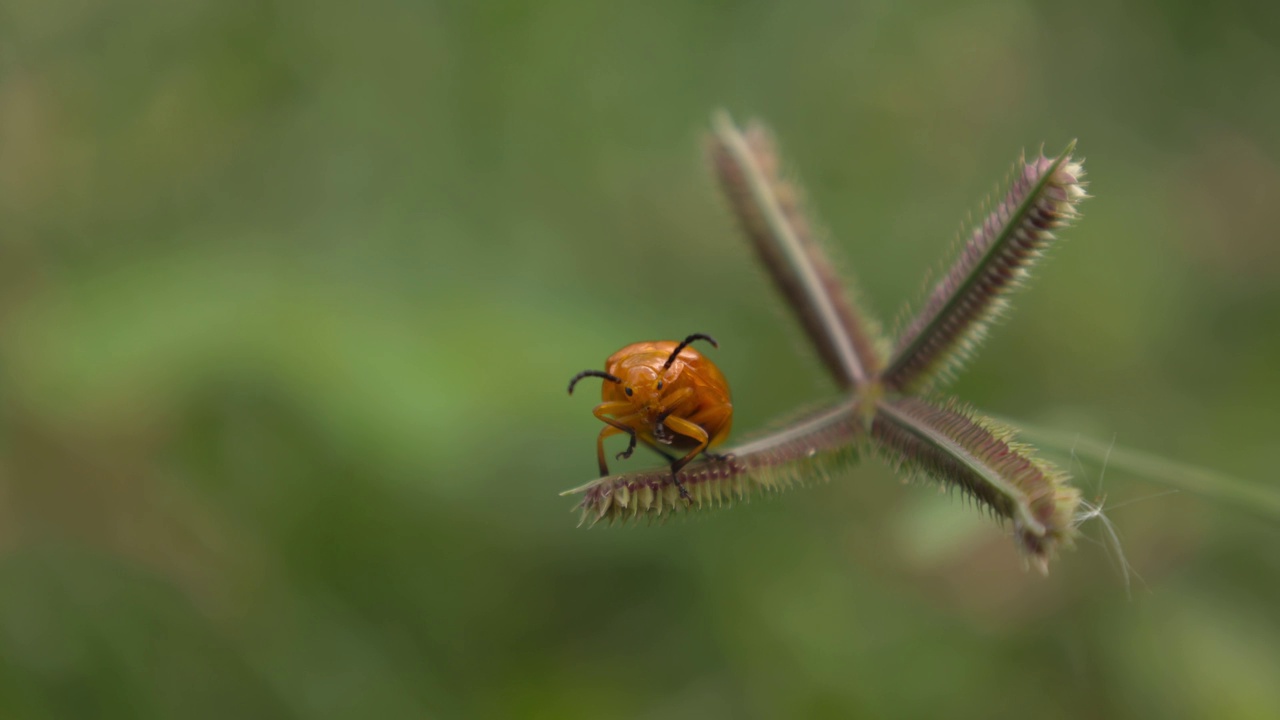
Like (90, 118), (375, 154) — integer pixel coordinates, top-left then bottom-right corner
(884, 145), (1088, 393)
(707, 110), (886, 390)
(562, 399), (864, 525)
(870, 396), (1081, 567)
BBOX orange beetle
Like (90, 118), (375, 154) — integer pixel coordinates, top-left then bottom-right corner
(568, 333), (733, 498)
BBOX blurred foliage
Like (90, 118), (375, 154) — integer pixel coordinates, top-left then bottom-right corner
(2, 1), (1280, 718)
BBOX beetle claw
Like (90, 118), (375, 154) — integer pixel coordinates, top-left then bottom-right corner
(671, 475), (693, 504)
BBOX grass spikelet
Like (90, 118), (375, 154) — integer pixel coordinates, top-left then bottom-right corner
(562, 400), (863, 526)
(871, 396), (1081, 571)
(884, 145), (1088, 393)
(708, 111), (885, 389)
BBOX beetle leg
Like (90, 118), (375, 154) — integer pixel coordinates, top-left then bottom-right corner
(656, 386), (694, 414)
(687, 402), (733, 450)
(663, 415), (711, 473)
(651, 388), (693, 446)
(660, 415), (715, 503)
(592, 403), (639, 476)
(594, 425), (626, 476)
(616, 430), (638, 462)
(592, 401), (634, 422)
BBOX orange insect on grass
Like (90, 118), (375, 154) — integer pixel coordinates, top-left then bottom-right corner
(568, 333), (734, 500)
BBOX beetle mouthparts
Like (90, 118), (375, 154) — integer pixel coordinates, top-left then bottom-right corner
(654, 422), (674, 445)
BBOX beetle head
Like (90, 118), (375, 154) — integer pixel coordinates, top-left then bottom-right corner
(621, 365), (669, 413)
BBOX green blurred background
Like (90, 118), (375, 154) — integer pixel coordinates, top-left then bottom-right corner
(3, 1), (1280, 717)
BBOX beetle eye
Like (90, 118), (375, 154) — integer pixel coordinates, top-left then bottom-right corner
(624, 387), (633, 397)
(656, 381), (664, 390)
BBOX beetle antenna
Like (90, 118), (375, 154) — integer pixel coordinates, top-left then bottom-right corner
(568, 370), (621, 395)
(663, 333), (719, 370)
